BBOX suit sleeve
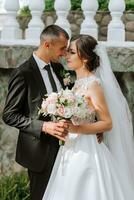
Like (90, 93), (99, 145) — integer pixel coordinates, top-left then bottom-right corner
(2, 69), (44, 139)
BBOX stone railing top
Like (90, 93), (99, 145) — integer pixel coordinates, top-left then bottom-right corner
(0, 41), (134, 72)
(0, 40), (134, 47)
(0, 39), (40, 46)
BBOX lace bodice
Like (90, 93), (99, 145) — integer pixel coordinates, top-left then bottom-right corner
(72, 75), (101, 95)
(71, 75), (101, 125)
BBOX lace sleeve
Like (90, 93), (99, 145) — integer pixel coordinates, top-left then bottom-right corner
(86, 76), (101, 91)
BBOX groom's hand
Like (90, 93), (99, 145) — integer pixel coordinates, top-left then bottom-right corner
(42, 121), (69, 140)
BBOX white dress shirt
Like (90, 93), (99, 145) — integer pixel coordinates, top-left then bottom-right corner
(33, 53), (62, 94)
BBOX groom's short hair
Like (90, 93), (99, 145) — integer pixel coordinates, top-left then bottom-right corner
(40, 25), (69, 43)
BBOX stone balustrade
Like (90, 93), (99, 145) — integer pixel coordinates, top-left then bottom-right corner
(0, 0), (128, 41)
(17, 11), (134, 41)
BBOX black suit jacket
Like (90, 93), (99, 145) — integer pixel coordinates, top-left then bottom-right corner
(2, 56), (72, 172)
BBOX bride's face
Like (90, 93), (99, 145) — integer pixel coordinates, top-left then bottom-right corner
(66, 40), (83, 70)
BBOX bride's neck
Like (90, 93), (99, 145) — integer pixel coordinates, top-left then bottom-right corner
(76, 67), (93, 79)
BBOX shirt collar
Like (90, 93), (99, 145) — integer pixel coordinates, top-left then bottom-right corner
(33, 52), (51, 70)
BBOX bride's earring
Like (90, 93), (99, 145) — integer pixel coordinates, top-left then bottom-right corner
(82, 60), (87, 70)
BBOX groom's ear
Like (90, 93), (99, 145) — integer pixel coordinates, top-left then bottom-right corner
(43, 37), (53, 49)
(43, 41), (50, 49)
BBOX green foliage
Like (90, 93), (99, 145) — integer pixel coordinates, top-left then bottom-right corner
(98, 0), (134, 11)
(0, 172), (30, 200)
(44, 0), (134, 11)
(126, 3), (134, 11)
(99, 0), (109, 11)
(19, 6), (31, 17)
(44, 0), (82, 11)
(45, 0), (54, 11)
(126, 0), (134, 3)
(19, 0), (134, 14)
(71, 0), (82, 10)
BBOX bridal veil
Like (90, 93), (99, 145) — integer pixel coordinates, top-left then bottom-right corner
(95, 44), (134, 185)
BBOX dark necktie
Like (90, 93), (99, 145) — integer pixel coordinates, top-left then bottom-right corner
(44, 64), (58, 92)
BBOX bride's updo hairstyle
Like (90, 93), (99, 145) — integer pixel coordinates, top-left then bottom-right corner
(70, 34), (100, 72)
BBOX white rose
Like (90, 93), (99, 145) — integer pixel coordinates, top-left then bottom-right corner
(64, 107), (74, 118)
(47, 104), (56, 115)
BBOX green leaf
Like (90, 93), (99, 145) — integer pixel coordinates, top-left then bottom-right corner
(0, 172), (30, 200)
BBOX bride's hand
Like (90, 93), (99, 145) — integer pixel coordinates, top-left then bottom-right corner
(66, 121), (79, 133)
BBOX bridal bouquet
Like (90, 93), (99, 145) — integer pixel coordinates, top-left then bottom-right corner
(39, 89), (85, 120)
(39, 88), (95, 144)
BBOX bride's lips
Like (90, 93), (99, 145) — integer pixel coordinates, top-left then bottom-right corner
(67, 60), (71, 64)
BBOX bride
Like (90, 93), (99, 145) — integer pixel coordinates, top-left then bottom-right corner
(42, 35), (134, 200)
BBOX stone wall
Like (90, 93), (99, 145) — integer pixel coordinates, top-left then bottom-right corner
(17, 11), (134, 41)
(0, 45), (134, 176)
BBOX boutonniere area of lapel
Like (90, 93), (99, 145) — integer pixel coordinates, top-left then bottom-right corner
(60, 68), (75, 86)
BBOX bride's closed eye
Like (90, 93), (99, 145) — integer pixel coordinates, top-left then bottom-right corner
(67, 48), (76, 55)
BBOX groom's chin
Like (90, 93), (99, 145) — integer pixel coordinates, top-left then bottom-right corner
(50, 58), (60, 63)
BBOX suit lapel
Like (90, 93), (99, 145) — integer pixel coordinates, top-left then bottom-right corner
(29, 56), (47, 97)
(51, 62), (65, 89)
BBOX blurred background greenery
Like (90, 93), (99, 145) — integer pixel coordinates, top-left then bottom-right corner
(0, 172), (30, 200)
(19, 0), (134, 16)
(45, 0), (134, 11)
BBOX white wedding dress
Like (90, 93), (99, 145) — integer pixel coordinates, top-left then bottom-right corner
(42, 76), (134, 200)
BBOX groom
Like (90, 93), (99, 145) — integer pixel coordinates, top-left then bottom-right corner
(2, 25), (70, 200)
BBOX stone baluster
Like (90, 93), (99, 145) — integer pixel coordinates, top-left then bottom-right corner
(108, 0), (125, 41)
(80, 0), (99, 39)
(1, 0), (21, 39)
(26, 0), (44, 40)
(54, 0), (71, 37)
(0, 0), (3, 10)
(0, 0), (6, 37)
